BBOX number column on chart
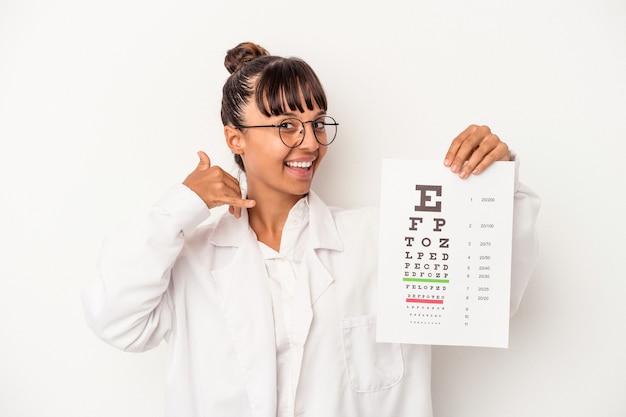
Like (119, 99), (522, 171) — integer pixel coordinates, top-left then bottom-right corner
(464, 195), (497, 327)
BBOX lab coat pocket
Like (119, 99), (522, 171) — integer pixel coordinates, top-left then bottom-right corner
(341, 315), (404, 393)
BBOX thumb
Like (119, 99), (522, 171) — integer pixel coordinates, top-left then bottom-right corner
(196, 151), (211, 170)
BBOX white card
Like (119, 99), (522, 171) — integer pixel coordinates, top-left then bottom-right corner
(376, 159), (515, 348)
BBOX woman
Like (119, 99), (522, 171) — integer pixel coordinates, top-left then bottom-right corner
(83, 42), (540, 417)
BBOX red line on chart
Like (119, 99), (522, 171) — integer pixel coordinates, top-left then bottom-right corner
(406, 298), (444, 304)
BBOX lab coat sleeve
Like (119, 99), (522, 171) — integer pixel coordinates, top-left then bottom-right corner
(509, 159), (541, 316)
(82, 184), (211, 352)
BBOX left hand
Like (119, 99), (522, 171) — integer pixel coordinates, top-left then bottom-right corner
(444, 124), (511, 179)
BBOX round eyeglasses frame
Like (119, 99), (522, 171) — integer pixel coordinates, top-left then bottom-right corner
(234, 115), (338, 148)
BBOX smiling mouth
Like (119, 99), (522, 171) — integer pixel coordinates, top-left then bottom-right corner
(285, 161), (313, 169)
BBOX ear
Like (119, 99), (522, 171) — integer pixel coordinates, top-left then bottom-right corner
(224, 125), (245, 155)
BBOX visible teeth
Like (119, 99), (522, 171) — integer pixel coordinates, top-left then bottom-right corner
(286, 161), (313, 168)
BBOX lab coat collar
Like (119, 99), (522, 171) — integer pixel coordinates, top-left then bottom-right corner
(307, 190), (344, 252)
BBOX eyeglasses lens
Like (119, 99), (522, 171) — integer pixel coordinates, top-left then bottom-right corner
(278, 116), (337, 148)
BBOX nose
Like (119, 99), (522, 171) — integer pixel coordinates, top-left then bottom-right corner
(298, 121), (319, 150)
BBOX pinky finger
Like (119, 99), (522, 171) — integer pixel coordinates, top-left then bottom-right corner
(230, 205), (242, 218)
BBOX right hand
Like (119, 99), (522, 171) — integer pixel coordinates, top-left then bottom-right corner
(182, 151), (256, 218)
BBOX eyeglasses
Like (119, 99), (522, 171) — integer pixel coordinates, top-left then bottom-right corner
(234, 115), (338, 148)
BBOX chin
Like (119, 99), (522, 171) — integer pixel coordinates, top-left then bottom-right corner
(290, 185), (312, 197)
(294, 189), (311, 197)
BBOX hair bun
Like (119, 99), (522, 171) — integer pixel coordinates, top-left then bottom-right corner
(224, 42), (270, 74)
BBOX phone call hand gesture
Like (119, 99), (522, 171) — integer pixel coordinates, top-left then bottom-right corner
(183, 151), (255, 218)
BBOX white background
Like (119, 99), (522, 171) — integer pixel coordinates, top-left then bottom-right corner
(1, 0), (624, 416)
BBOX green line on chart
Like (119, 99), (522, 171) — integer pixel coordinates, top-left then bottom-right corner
(402, 278), (450, 284)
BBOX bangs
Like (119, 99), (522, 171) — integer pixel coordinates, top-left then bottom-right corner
(254, 58), (327, 117)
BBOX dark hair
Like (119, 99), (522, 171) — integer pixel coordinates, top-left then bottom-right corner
(221, 42), (328, 171)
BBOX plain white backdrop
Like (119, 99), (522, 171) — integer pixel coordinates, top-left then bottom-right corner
(1, 0), (625, 416)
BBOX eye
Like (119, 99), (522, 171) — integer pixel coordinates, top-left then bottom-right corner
(313, 120), (326, 130)
(278, 118), (300, 133)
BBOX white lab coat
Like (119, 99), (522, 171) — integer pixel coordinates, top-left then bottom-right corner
(83, 178), (540, 417)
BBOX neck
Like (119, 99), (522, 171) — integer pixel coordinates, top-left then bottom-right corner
(247, 190), (305, 252)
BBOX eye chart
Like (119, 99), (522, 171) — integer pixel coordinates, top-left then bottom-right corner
(376, 160), (515, 348)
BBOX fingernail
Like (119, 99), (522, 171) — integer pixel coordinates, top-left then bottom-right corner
(451, 164), (458, 173)
(444, 159), (450, 167)
(460, 171), (468, 179)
